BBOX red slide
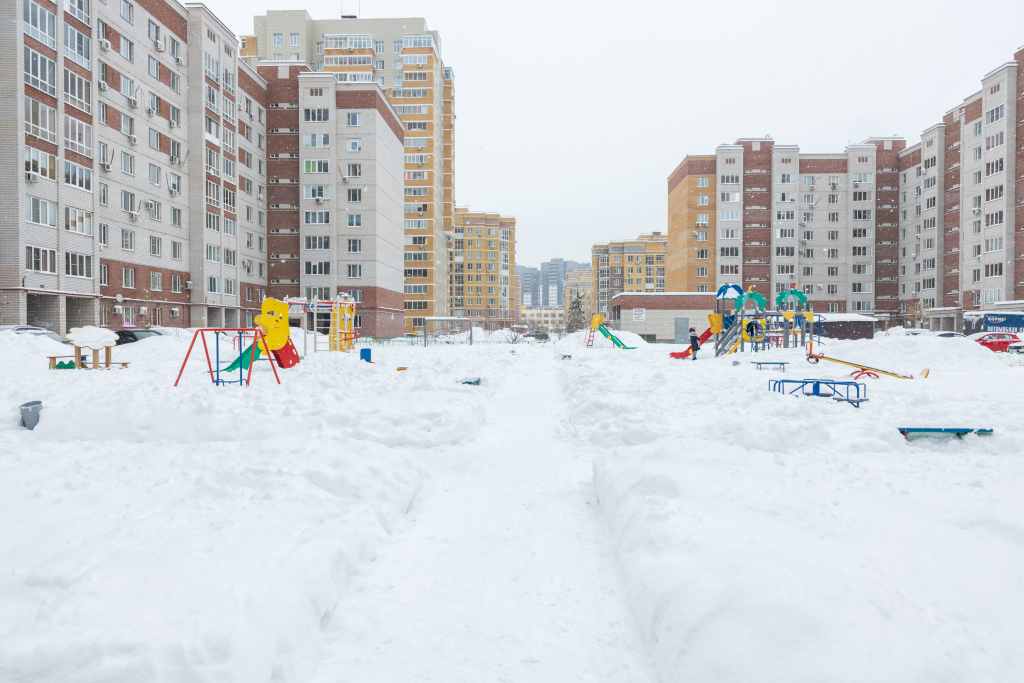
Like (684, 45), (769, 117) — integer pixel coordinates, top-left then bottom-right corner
(669, 328), (713, 359)
(271, 339), (301, 368)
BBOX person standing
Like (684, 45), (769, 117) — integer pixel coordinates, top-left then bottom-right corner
(689, 327), (700, 360)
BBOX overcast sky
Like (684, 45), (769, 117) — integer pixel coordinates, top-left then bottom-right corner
(210, 0), (1024, 267)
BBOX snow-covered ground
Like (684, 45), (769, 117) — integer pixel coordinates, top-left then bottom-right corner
(2, 329), (1023, 681)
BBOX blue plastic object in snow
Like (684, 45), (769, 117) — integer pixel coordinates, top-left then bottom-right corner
(359, 348), (372, 363)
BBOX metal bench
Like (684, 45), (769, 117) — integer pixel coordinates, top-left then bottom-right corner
(768, 378), (868, 407)
(898, 428), (993, 440)
(751, 361), (789, 371)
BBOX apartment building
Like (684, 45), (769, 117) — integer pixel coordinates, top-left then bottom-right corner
(520, 306), (564, 333)
(591, 233), (667, 314)
(517, 264), (540, 306)
(246, 12), (456, 334)
(563, 267), (593, 318)
(666, 138), (904, 316)
(255, 62), (405, 338)
(896, 53), (1022, 330)
(666, 156), (716, 292)
(451, 207), (516, 330)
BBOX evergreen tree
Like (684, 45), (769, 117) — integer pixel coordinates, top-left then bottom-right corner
(566, 294), (587, 333)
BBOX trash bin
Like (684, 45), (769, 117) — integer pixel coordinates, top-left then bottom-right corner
(359, 348), (372, 363)
(20, 401), (42, 430)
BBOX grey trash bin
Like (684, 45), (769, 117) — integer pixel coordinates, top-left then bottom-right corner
(20, 401), (42, 430)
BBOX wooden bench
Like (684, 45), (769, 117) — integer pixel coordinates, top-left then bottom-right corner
(752, 361), (790, 371)
(48, 346), (129, 370)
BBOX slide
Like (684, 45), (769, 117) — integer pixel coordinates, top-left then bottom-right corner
(597, 324), (636, 350)
(224, 343), (262, 373)
(669, 328), (713, 359)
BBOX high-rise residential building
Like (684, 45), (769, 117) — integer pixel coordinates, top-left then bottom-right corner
(246, 11), (456, 334)
(452, 207), (515, 330)
(1, 0), (415, 335)
(666, 156), (716, 293)
(591, 233), (667, 314)
(563, 267), (593, 319)
(516, 265), (539, 306)
(539, 257), (588, 307)
(666, 137), (905, 317)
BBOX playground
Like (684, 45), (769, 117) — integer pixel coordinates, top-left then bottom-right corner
(2, 297), (1024, 682)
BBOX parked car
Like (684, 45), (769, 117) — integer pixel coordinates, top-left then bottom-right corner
(968, 331), (1020, 352)
(0, 325), (70, 344)
(524, 331), (549, 342)
(935, 332), (965, 338)
(1007, 341), (1024, 354)
(115, 329), (163, 345)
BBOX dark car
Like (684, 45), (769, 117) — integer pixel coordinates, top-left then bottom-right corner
(524, 331), (550, 342)
(115, 329), (163, 345)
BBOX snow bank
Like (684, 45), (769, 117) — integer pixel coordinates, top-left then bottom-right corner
(0, 334), (517, 681)
(559, 336), (1024, 681)
(65, 325), (118, 348)
(555, 328), (649, 350)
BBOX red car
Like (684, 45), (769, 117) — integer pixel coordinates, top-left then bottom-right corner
(969, 331), (1020, 352)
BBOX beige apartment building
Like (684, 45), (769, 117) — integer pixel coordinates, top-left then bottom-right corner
(521, 306), (564, 333)
(563, 268), (593, 318)
(666, 156), (716, 292)
(245, 11), (457, 334)
(452, 207), (516, 330)
(591, 233), (668, 314)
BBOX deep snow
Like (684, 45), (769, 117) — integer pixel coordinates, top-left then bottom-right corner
(2, 329), (1023, 682)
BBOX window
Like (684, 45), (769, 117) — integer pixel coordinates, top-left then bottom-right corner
(304, 185), (330, 199)
(25, 246), (56, 273)
(347, 138), (362, 152)
(24, 1), (56, 48)
(25, 98), (57, 143)
(305, 261), (329, 275)
(985, 104), (1004, 125)
(347, 163), (362, 177)
(348, 264), (362, 278)
(776, 211), (795, 221)
(122, 266), (135, 289)
(65, 252), (92, 278)
(348, 214), (361, 227)
(985, 211), (1004, 227)
(205, 212), (220, 232)
(121, 151), (135, 175)
(272, 33), (282, 46)
(985, 237), (1003, 252)
(853, 210), (872, 220)
(985, 289), (1003, 303)
(720, 247), (739, 257)
(347, 239), (362, 253)
(120, 37), (134, 62)
(720, 210), (740, 221)
(64, 69), (91, 113)
(347, 112), (361, 126)
(985, 263), (1003, 278)
(25, 147), (57, 180)
(776, 247), (795, 257)
(303, 133), (330, 148)
(65, 207), (92, 235)
(305, 159), (329, 173)
(25, 196), (57, 227)
(347, 189), (362, 202)
(149, 201), (161, 220)
(304, 108), (329, 122)
(63, 24), (90, 68)
(986, 186), (1003, 202)
(25, 47), (57, 95)
(986, 159), (1004, 177)
(696, 249), (708, 259)
(304, 211), (330, 224)
(171, 241), (182, 260)
(290, 32), (299, 46)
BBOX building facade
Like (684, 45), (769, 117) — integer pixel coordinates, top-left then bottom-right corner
(591, 233), (668, 314)
(516, 264), (539, 306)
(539, 257), (588, 307)
(246, 12), (456, 334)
(451, 207), (515, 330)
(520, 305), (564, 333)
(666, 156), (716, 292)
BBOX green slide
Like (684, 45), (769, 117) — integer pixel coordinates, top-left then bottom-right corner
(597, 324), (636, 350)
(224, 343), (262, 372)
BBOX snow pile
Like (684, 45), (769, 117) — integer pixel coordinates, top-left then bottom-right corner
(554, 328), (649, 350)
(0, 335), (514, 681)
(558, 337), (1024, 681)
(65, 325), (118, 348)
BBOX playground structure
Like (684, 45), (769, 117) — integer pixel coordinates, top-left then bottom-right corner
(804, 330), (928, 379)
(586, 314), (635, 349)
(174, 297), (298, 386)
(49, 326), (126, 370)
(285, 294), (358, 354)
(709, 284), (822, 357)
(769, 378), (869, 407)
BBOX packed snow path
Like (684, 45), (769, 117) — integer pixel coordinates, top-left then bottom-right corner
(309, 351), (656, 682)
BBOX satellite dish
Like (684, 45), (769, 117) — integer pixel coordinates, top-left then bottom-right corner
(115, 294), (124, 303)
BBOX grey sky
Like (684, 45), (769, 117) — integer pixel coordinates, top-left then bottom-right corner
(209, 0), (1024, 267)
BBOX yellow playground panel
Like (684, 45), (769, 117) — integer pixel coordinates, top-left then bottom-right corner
(329, 296), (357, 351)
(590, 314), (605, 329)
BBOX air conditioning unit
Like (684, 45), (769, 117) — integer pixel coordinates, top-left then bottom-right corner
(100, 39), (111, 51)
(169, 120), (178, 128)
(184, 280), (194, 290)
(315, 197), (323, 204)
(147, 108), (156, 116)
(853, 182), (860, 187)
(155, 40), (165, 52)
(129, 211), (139, 221)
(175, 56), (184, 65)
(127, 96), (138, 109)
(973, 207), (981, 214)
(177, 157), (185, 166)
(113, 305), (123, 314)
(98, 81), (108, 91)
(809, 184), (815, 189)
(100, 162), (111, 172)
(139, 307), (148, 315)
(418, 211), (423, 216)
(248, 112), (254, 119)
(170, 189), (180, 197)
(341, 176), (349, 183)
(258, 193), (264, 200)
(25, 172), (38, 182)
(830, 183), (837, 189)
(170, 155), (179, 164)
(170, 308), (180, 317)
(129, 135), (138, 145)
(799, 222), (806, 226)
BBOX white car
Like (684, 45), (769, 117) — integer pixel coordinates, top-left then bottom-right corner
(1007, 341), (1024, 354)
(0, 325), (69, 344)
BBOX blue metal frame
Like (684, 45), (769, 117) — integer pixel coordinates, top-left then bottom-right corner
(768, 378), (868, 407)
(212, 330), (252, 387)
